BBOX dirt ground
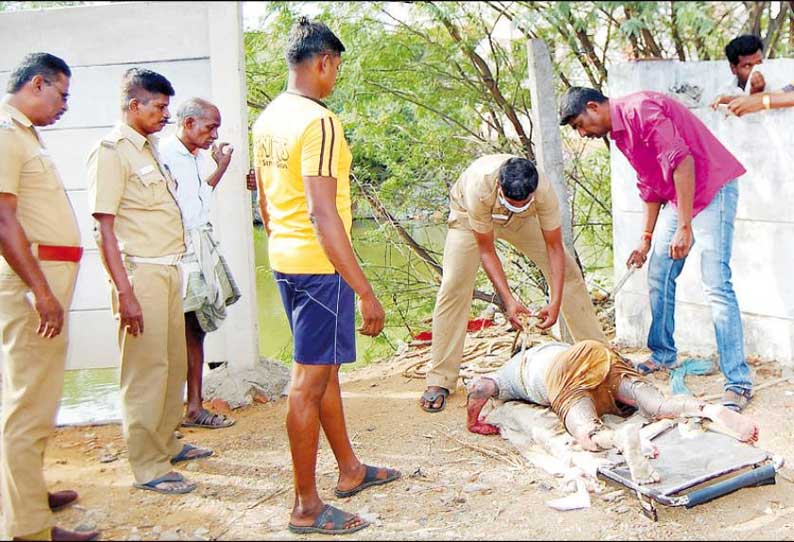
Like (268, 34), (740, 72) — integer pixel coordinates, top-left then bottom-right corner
(39, 349), (794, 541)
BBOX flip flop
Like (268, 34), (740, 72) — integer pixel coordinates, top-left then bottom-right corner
(420, 387), (449, 413)
(635, 358), (669, 375)
(170, 443), (214, 465)
(288, 504), (370, 535)
(133, 471), (196, 494)
(335, 465), (402, 498)
(181, 409), (235, 429)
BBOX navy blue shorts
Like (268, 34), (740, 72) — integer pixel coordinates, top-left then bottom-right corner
(273, 271), (356, 365)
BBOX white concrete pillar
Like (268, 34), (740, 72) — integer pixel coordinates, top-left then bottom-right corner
(205, 1), (259, 368)
(526, 38), (575, 253)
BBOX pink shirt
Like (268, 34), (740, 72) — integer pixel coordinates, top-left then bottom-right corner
(610, 91), (746, 216)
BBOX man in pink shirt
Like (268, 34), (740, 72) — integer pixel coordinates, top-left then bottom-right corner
(559, 87), (753, 412)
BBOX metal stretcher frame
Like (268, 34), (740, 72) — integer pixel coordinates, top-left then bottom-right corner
(596, 422), (784, 520)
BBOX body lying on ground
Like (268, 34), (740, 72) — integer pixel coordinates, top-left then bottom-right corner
(467, 340), (759, 484)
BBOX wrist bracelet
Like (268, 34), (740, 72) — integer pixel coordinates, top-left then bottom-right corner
(763, 94), (771, 110)
(641, 231), (653, 241)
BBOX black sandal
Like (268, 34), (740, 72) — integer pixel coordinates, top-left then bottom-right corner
(181, 408), (235, 429)
(288, 504), (370, 535)
(420, 387), (449, 413)
(335, 465), (401, 498)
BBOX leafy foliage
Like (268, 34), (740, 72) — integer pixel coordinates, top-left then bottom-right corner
(244, 1), (792, 359)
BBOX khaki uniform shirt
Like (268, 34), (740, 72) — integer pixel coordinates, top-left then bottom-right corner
(448, 154), (561, 234)
(0, 99), (81, 259)
(87, 123), (185, 257)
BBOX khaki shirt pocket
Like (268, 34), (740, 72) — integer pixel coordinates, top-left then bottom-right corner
(21, 152), (62, 191)
(129, 166), (167, 208)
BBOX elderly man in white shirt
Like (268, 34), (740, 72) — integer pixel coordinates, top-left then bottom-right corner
(159, 97), (240, 429)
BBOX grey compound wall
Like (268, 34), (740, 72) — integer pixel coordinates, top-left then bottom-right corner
(0, 1), (259, 369)
(608, 58), (794, 366)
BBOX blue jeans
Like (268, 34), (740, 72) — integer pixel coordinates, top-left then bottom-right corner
(646, 181), (752, 394)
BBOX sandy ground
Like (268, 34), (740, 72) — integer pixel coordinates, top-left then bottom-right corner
(35, 350), (794, 541)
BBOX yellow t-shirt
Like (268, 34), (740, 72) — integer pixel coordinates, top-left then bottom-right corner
(253, 92), (353, 274)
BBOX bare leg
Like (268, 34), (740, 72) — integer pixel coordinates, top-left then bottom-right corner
(184, 312), (206, 420)
(287, 364), (366, 531)
(319, 366), (396, 492)
(466, 378), (500, 435)
(616, 378), (758, 443)
(563, 396), (660, 485)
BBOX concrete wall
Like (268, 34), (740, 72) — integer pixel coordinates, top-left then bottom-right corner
(609, 58), (794, 365)
(0, 1), (259, 369)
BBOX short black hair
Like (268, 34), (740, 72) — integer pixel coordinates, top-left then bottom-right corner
(558, 86), (608, 126)
(7, 52), (71, 94)
(499, 157), (538, 201)
(725, 35), (764, 65)
(120, 68), (175, 110)
(285, 16), (346, 66)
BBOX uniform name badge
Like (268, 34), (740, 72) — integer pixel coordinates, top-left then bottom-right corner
(138, 164), (155, 176)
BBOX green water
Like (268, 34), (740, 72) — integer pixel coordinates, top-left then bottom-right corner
(57, 220), (447, 424)
(57, 219), (611, 424)
(58, 368), (121, 425)
(255, 220), (447, 367)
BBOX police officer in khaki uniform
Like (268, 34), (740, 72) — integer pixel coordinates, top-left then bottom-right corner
(87, 68), (212, 495)
(420, 155), (607, 413)
(0, 53), (99, 542)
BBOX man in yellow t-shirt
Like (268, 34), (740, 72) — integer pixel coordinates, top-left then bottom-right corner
(253, 17), (400, 536)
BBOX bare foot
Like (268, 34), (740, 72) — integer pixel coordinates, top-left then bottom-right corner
(469, 421), (500, 435)
(466, 379), (499, 435)
(703, 404), (759, 443)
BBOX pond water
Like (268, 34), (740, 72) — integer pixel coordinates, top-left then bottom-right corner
(55, 219), (611, 425)
(56, 220), (447, 425)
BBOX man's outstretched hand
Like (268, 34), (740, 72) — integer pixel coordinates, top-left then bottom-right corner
(505, 299), (531, 331)
(533, 302), (560, 330)
(626, 238), (652, 268)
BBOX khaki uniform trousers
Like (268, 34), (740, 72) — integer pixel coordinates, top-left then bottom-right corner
(0, 261), (78, 539)
(112, 262), (186, 484)
(427, 216), (606, 392)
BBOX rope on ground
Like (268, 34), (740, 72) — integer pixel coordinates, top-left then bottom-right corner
(432, 422), (526, 469)
(398, 316), (560, 386)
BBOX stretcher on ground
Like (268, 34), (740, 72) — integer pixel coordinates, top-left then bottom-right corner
(597, 420), (783, 521)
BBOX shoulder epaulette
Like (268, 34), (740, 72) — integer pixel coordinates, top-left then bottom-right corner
(100, 139), (117, 149)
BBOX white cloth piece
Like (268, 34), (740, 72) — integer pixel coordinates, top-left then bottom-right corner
(182, 226), (218, 304)
(158, 135), (215, 230)
(717, 68), (790, 98)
